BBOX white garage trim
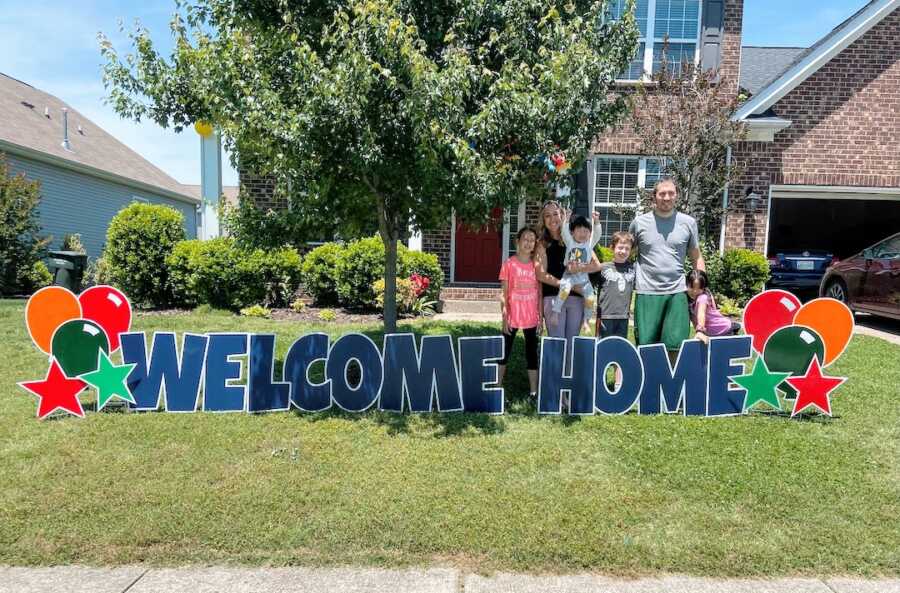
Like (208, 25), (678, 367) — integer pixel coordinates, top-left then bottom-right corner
(764, 185), (900, 255)
(770, 185), (900, 200)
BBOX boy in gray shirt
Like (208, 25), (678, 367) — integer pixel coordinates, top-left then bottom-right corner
(596, 231), (636, 340)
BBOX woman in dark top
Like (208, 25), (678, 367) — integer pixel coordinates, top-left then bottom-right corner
(534, 200), (602, 343)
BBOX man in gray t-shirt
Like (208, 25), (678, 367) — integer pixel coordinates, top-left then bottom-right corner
(628, 178), (705, 354)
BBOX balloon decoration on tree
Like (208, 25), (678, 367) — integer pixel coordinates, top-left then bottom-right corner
(735, 292), (852, 416)
(20, 285), (135, 419)
(194, 121), (214, 138)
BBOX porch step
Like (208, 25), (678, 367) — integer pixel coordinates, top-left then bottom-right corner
(440, 285), (502, 301)
(441, 299), (500, 315)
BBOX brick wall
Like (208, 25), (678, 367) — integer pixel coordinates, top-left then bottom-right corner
(238, 169), (287, 210)
(725, 8), (900, 253)
(421, 223), (453, 282)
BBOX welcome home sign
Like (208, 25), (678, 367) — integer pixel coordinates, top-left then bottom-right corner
(20, 286), (853, 420)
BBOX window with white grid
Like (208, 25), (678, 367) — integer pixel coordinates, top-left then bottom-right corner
(593, 156), (667, 246)
(607, 0), (701, 81)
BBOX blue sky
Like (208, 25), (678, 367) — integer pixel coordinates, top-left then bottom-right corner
(0, 0), (866, 186)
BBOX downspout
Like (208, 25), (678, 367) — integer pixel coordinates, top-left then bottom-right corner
(718, 145), (732, 254)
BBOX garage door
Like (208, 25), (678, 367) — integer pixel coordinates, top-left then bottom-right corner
(767, 187), (900, 258)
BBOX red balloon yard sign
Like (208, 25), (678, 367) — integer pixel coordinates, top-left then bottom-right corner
(18, 287), (852, 420)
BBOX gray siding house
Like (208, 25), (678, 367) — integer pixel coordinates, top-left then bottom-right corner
(0, 73), (199, 259)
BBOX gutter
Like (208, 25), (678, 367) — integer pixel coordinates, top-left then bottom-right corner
(0, 139), (199, 205)
(718, 145), (731, 254)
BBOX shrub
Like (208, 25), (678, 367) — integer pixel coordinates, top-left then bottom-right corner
(373, 277), (418, 313)
(718, 248), (770, 306)
(684, 244), (767, 307)
(716, 294), (742, 317)
(20, 261), (52, 293)
(104, 203), (185, 307)
(336, 236), (386, 309)
(399, 249), (444, 301)
(240, 304), (271, 318)
(290, 298), (306, 312)
(300, 242), (345, 305)
(594, 244), (614, 262)
(0, 157), (49, 295)
(168, 238), (303, 310)
(255, 246), (304, 307)
(319, 309), (337, 322)
(84, 256), (112, 288)
(61, 233), (86, 254)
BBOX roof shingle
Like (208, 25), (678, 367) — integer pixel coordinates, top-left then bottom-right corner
(0, 72), (195, 201)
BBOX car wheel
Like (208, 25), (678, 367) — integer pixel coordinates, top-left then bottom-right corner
(825, 279), (848, 304)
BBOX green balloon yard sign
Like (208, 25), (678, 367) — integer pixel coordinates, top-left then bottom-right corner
(19, 286), (852, 420)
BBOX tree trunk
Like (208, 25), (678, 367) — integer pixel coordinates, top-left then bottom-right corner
(367, 177), (400, 334)
(382, 233), (398, 334)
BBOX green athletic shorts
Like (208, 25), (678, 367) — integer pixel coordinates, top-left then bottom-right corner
(634, 292), (690, 351)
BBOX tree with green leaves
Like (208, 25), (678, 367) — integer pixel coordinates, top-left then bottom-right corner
(100, 0), (638, 331)
(629, 55), (747, 242)
(0, 156), (49, 295)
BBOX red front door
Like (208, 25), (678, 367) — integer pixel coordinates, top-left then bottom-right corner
(455, 208), (503, 282)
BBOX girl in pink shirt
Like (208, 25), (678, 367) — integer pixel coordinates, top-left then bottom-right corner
(498, 227), (542, 398)
(686, 270), (741, 343)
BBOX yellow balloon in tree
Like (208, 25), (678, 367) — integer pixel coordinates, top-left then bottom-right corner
(194, 121), (214, 138)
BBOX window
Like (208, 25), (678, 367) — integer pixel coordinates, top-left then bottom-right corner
(872, 235), (900, 259)
(592, 156), (666, 245)
(607, 0), (702, 81)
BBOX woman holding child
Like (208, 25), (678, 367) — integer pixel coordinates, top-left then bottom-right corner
(534, 201), (603, 343)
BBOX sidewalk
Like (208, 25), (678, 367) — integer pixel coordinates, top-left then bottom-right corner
(2, 566), (899, 593)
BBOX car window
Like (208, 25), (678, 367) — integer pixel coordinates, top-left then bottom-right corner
(872, 235), (900, 259)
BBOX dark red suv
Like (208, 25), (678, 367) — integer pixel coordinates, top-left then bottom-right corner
(819, 232), (900, 320)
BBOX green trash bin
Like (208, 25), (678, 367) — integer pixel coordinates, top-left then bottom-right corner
(47, 250), (88, 292)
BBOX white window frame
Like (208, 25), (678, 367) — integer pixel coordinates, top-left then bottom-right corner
(612, 0), (704, 83)
(591, 155), (666, 242)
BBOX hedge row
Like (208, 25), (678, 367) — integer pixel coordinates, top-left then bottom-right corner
(301, 237), (444, 309)
(168, 238), (302, 310)
(103, 204), (302, 309)
(102, 204), (443, 311)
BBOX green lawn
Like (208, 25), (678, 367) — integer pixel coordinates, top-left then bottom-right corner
(1, 299), (898, 576)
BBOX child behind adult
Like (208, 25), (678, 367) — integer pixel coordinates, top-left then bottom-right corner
(685, 270), (741, 344)
(594, 231), (636, 389)
(498, 227), (542, 397)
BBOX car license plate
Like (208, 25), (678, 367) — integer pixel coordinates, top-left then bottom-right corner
(796, 260), (814, 270)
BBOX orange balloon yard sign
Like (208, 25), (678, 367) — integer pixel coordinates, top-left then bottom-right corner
(19, 287), (853, 420)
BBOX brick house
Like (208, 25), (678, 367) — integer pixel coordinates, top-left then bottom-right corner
(240, 0), (900, 296)
(726, 0), (900, 259)
(422, 0), (742, 294)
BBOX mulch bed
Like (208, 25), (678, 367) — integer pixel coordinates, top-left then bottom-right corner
(271, 306), (384, 324)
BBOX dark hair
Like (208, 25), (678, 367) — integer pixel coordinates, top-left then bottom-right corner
(516, 226), (536, 241)
(686, 269), (709, 292)
(610, 231), (634, 249)
(653, 176), (677, 197)
(569, 214), (591, 233)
